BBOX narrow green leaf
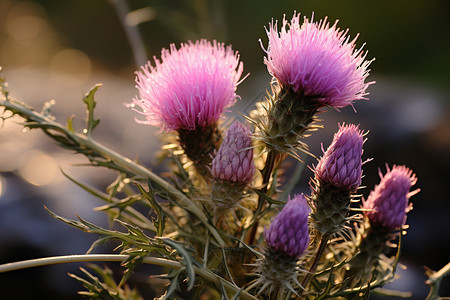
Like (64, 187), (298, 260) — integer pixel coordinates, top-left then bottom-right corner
(160, 269), (182, 300)
(162, 238), (196, 291)
(316, 264), (337, 300)
(253, 188), (286, 205)
(135, 181), (166, 237)
(82, 84), (102, 136)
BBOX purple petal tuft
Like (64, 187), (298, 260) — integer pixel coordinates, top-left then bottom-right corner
(129, 40), (244, 131)
(262, 12), (374, 108)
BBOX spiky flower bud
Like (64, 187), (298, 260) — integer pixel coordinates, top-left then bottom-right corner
(310, 124), (364, 237)
(210, 122), (255, 212)
(363, 165), (417, 230)
(316, 124), (364, 191)
(129, 40), (244, 175)
(211, 122), (255, 184)
(253, 195), (310, 296)
(265, 194), (310, 258)
(347, 165), (418, 284)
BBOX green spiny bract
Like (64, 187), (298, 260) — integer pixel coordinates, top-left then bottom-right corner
(346, 223), (392, 285)
(178, 123), (221, 177)
(253, 247), (302, 297)
(250, 86), (320, 158)
(309, 180), (354, 238)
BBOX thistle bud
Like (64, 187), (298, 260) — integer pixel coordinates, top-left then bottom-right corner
(316, 124), (364, 191)
(210, 122), (255, 211)
(254, 195), (310, 295)
(211, 122), (255, 184)
(347, 165), (418, 284)
(363, 165), (417, 230)
(310, 124), (364, 237)
(265, 194), (310, 258)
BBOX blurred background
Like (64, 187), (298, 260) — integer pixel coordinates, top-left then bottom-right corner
(0, 0), (449, 299)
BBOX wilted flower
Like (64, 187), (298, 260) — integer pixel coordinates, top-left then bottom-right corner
(363, 165), (418, 230)
(130, 39), (244, 131)
(262, 12), (373, 108)
(212, 121), (255, 184)
(315, 123), (364, 191)
(265, 194), (310, 258)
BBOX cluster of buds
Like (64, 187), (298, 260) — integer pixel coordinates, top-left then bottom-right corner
(124, 10), (421, 299)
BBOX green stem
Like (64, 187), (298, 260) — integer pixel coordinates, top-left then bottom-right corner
(301, 234), (330, 292)
(0, 254), (257, 300)
(246, 150), (278, 245)
(0, 98), (224, 246)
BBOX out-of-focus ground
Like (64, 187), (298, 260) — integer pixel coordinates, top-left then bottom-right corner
(0, 0), (449, 299)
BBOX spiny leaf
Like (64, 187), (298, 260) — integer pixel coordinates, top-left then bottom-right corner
(252, 188), (286, 205)
(67, 114), (75, 132)
(61, 169), (153, 230)
(135, 181), (166, 238)
(162, 238), (196, 291)
(315, 264), (338, 300)
(154, 268), (182, 300)
(119, 249), (147, 287)
(83, 83), (101, 136)
(70, 265), (143, 300)
(45, 207), (165, 253)
(69, 267), (121, 300)
(425, 262), (450, 300)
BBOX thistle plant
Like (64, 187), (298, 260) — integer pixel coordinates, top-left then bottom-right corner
(0, 8), (446, 300)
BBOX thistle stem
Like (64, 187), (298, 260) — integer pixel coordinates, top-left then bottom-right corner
(246, 149), (278, 245)
(301, 233), (330, 292)
(0, 254), (257, 300)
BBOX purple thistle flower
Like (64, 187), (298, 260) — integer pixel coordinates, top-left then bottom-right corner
(265, 194), (310, 258)
(262, 12), (374, 108)
(129, 39), (244, 131)
(315, 124), (364, 191)
(363, 165), (418, 230)
(211, 121), (255, 184)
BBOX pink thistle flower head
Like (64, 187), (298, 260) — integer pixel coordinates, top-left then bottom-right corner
(262, 12), (374, 108)
(264, 194), (310, 258)
(363, 165), (418, 230)
(129, 40), (244, 131)
(315, 124), (364, 191)
(211, 121), (255, 184)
